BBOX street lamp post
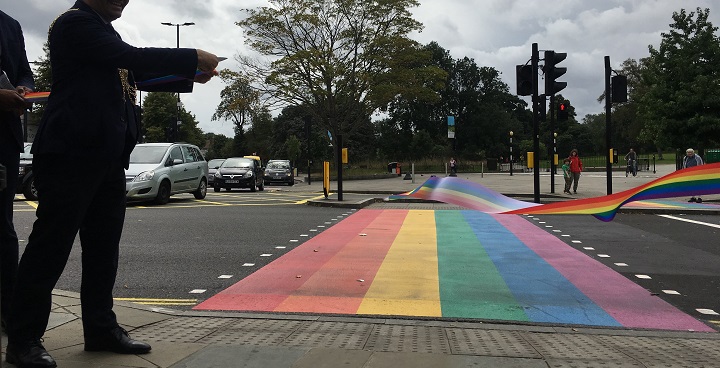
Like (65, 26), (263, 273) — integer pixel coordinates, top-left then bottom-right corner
(509, 131), (513, 176)
(161, 22), (195, 142)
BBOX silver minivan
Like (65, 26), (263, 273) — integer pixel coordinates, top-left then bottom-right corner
(125, 143), (208, 204)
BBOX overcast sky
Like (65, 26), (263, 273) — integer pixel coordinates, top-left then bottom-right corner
(4, 0), (718, 137)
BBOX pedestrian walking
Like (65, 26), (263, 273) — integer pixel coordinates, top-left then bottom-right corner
(449, 157), (457, 176)
(683, 148), (704, 203)
(561, 158), (572, 194)
(568, 149), (583, 194)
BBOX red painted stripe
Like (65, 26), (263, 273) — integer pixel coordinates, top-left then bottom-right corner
(194, 210), (384, 311)
(275, 210), (408, 313)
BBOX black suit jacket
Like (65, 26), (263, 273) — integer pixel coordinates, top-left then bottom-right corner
(0, 10), (34, 153)
(33, 1), (198, 167)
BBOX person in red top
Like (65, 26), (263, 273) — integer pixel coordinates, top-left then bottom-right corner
(568, 149), (583, 194)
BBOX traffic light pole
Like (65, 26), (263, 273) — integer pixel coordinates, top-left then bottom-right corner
(549, 94), (555, 194)
(605, 56), (612, 195)
(532, 43), (540, 203)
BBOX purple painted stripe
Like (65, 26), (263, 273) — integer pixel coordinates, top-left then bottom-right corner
(494, 214), (715, 332)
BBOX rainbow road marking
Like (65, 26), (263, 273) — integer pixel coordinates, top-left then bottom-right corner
(195, 209), (714, 332)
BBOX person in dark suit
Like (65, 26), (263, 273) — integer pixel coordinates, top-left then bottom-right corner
(5, 1), (219, 367)
(0, 9), (35, 333)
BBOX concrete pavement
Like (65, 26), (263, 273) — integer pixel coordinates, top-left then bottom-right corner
(3, 164), (720, 368)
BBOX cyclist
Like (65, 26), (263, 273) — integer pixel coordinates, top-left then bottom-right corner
(624, 148), (638, 177)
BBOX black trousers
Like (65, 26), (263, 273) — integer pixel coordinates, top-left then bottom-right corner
(0, 147), (19, 321)
(8, 153), (127, 342)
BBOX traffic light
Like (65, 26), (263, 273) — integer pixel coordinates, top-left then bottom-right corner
(538, 94), (546, 121)
(516, 64), (533, 96)
(544, 51), (567, 95)
(611, 75), (628, 103)
(558, 101), (569, 121)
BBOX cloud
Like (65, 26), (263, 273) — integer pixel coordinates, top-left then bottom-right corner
(7, 0), (719, 139)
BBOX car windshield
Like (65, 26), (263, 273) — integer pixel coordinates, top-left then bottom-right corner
(129, 146), (169, 164)
(208, 159), (225, 168)
(222, 158), (252, 168)
(267, 162), (289, 169)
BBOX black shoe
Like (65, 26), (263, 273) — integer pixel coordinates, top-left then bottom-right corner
(6, 339), (57, 368)
(84, 326), (151, 354)
(573, 191), (577, 194)
(697, 198), (703, 203)
(689, 197), (697, 203)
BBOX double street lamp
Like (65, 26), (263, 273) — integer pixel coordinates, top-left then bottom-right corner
(161, 22), (195, 142)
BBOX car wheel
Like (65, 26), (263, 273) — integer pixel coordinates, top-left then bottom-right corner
(23, 173), (38, 201)
(193, 179), (207, 199)
(258, 180), (264, 191)
(250, 184), (257, 192)
(154, 180), (171, 205)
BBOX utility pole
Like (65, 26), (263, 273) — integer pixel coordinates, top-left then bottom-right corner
(605, 56), (612, 195)
(161, 22), (195, 142)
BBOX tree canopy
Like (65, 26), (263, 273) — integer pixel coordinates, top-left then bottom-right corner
(638, 7), (720, 150)
(235, 0), (446, 141)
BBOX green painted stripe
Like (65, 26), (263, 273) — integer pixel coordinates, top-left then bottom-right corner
(435, 211), (529, 320)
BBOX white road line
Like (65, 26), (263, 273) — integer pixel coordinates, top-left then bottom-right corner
(242, 263), (255, 267)
(658, 215), (720, 229)
(663, 290), (680, 295)
(260, 254), (272, 257)
(598, 254), (610, 258)
(189, 289), (206, 294)
(697, 308), (719, 315)
(572, 240), (582, 244)
(275, 246), (286, 249)
(635, 274), (652, 279)
(218, 275), (233, 279)
(583, 247), (595, 250)
(614, 263), (628, 267)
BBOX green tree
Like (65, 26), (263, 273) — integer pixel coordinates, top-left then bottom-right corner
(638, 7), (720, 150)
(236, 0), (445, 144)
(140, 92), (204, 147)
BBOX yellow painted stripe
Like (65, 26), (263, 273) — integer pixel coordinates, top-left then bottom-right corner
(295, 194), (328, 204)
(114, 298), (197, 302)
(357, 210), (441, 317)
(26, 201), (38, 209)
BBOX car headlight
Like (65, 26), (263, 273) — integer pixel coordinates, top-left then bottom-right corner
(214, 172), (221, 178)
(133, 170), (155, 182)
(245, 171), (253, 178)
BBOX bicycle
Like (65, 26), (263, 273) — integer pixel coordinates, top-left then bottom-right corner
(626, 159), (637, 177)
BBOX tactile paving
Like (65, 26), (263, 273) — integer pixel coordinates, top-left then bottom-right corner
(545, 359), (645, 368)
(131, 316), (235, 343)
(522, 332), (626, 361)
(447, 328), (541, 358)
(365, 324), (451, 354)
(198, 319), (305, 346)
(597, 335), (719, 367)
(282, 321), (374, 349)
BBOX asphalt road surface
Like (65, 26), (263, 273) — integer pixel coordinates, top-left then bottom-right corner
(10, 192), (720, 329)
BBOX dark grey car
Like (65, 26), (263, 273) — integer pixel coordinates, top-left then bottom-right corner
(207, 158), (226, 186)
(213, 157), (265, 192)
(263, 159), (294, 185)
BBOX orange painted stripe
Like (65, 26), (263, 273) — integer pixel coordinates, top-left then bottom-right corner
(193, 209), (383, 311)
(275, 210), (408, 313)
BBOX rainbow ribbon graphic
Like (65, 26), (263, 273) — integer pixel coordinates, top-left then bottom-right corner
(24, 91), (50, 102)
(390, 162), (720, 221)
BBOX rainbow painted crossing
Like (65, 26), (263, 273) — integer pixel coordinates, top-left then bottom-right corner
(195, 209), (713, 332)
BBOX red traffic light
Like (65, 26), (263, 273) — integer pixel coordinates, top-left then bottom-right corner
(559, 103), (566, 111)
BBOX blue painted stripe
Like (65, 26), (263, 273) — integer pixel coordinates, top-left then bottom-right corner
(462, 211), (621, 327)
